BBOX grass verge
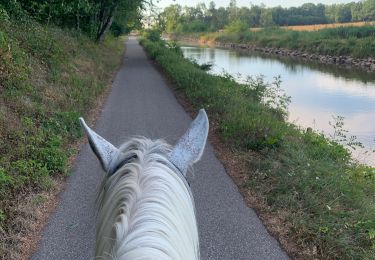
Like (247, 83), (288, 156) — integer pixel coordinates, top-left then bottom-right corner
(140, 36), (375, 259)
(196, 25), (375, 58)
(0, 12), (124, 259)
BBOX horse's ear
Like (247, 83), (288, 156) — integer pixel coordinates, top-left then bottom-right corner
(79, 118), (120, 174)
(169, 109), (209, 176)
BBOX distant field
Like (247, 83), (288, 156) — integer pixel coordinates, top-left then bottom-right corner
(251, 21), (375, 31)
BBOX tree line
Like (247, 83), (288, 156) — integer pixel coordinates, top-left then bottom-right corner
(0, 0), (148, 42)
(158, 0), (375, 33)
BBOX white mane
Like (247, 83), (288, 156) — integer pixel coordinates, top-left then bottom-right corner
(95, 138), (200, 260)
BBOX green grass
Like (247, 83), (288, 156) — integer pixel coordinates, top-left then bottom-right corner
(140, 36), (375, 259)
(200, 26), (375, 58)
(0, 10), (124, 259)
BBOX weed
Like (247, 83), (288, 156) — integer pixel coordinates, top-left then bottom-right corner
(329, 115), (365, 154)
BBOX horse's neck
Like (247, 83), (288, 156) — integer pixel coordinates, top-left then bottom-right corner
(95, 160), (200, 260)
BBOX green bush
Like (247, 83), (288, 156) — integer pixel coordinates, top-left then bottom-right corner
(142, 28), (162, 42)
(31, 136), (68, 175)
(225, 19), (249, 33)
(10, 160), (49, 189)
(0, 168), (13, 193)
(0, 5), (9, 22)
(42, 111), (82, 139)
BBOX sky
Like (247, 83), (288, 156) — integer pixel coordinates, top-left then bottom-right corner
(155, 0), (358, 8)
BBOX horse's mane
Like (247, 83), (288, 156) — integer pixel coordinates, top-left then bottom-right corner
(95, 137), (200, 260)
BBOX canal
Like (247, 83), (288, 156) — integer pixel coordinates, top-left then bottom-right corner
(181, 45), (375, 165)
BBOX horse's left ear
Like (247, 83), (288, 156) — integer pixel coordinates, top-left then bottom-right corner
(169, 109), (209, 176)
(79, 118), (120, 174)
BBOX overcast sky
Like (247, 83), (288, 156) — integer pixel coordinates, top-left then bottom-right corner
(155, 0), (358, 8)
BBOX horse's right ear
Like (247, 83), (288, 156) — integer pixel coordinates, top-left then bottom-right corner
(79, 118), (120, 174)
(169, 109), (209, 176)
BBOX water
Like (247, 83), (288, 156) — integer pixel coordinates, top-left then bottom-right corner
(181, 45), (375, 165)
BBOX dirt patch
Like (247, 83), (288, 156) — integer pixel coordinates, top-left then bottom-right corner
(16, 179), (64, 260)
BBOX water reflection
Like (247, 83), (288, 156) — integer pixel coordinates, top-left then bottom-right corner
(182, 46), (375, 165)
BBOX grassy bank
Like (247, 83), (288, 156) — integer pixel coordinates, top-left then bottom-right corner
(197, 26), (375, 58)
(140, 36), (375, 259)
(0, 10), (124, 259)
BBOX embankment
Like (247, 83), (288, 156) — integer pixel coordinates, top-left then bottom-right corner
(140, 35), (375, 260)
(214, 42), (375, 72)
(0, 11), (124, 259)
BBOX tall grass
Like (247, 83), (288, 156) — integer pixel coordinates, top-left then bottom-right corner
(0, 11), (124, 259)
(140, 36), (375, 259)
(203, 26), (375, 58)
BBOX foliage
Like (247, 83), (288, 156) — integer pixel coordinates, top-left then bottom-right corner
(225, 19), (249, 33)
(140, 36), (375, 259)
(329, 115), (364, 151)
(165, 40), (183, 56)
(188, 59), (213, 72)
(245, 75), (291, 119)
(157, 0), (375, 34)
(0, 0), (146, 41)
(142, 28), (162, 42)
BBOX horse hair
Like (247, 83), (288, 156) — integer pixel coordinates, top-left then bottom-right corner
(95, 137), (200, 260)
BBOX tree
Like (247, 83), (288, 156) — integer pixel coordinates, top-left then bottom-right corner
(2, 0), (147, 42)
(228, 0), (238, 22)
(336, 4), (352, 23)
(95, 0), (147, 42)
(362, 0), (375, 21)
(325, 4), (337, 23)
(216, 7), (229, 29)
(225, 19), (248, 33)
(351, 2), (363, 21)
(161, 4), (182, 33)
(260, 9), (274, 27)
(248, 5), (262, 27)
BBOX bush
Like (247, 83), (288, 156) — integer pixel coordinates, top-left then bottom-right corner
(225, 19), (249, 33)
(10, 160), (49, 189)
(142, 28), (162, 42)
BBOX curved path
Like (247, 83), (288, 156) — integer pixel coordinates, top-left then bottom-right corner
(32, 37), (289, 260)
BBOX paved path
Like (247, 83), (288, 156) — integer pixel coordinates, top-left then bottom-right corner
(32, 37), (289, 260)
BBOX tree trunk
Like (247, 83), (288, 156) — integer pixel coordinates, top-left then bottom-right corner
(76, 12), (80, 31)
(96, 14), (114, 42)
(96, 5), (117, 43)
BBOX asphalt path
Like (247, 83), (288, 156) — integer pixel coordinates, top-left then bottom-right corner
(32, 37), (289, 260)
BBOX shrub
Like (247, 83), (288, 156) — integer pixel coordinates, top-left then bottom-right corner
(142, 28), (162, 42)
(225, 19), (249, 33)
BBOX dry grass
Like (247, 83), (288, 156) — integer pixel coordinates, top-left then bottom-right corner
(251, 21), (375, 32)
